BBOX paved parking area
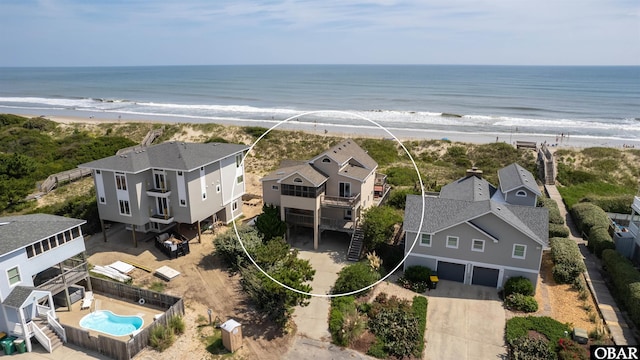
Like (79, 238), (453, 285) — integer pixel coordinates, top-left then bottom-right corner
(426, 280), (507, 360)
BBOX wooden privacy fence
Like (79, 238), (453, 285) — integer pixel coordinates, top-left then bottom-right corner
(63, 277), (184, 360)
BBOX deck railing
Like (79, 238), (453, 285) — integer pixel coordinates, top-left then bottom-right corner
(48, 309), (66, 343)
(321, 193), (361, 208)
(37, 262), (88, 293)
(33, 322), (52, 352)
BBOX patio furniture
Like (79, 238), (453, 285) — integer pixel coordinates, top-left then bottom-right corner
(80, 291), (94, 310)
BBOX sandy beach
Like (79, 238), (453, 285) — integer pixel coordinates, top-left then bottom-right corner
(39, 113), (640, 149)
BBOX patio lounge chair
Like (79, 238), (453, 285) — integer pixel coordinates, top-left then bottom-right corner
(80, 291), (93, 310)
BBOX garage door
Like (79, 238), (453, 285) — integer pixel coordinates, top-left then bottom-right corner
(471, 266), (499, 287)
(437, 261), (465, 283)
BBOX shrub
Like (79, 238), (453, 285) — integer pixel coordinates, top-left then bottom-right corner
(557, 338), (589, 360)
(243, 126), (270, 139)
(570, 202), (610, 235)
(549, 223), (570, 238)
(213, 225), (263, 270)
(329, 296), (365, 347)
(602, 249), (640, 329)
(587, 226), (614, 258)
(333, 262), (380, 297)
(504, 276), (534, 297)
(149, 324), (175, 352)
(412, 296), (428, 355)
(550, 237), (586, 284)
(538, 197), (565, 225)
(387, 187), (419, 209)
(386, 166), (421, 186)
(505, 316), (571, 347)
(580, 194), (633, 214)
(505, 294), (538, 313)
(374, 243), (404, 273)
(368, 298), (420, 357)
(361, 206), (402, 250)
(367, 338), (388, 358)
(404, 265), (432, 283)
(508, 336), (554, 360)
(168, 315), (185, 335)
(328, 307), (346, 346)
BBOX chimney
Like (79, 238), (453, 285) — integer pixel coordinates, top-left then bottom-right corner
(466, 166), (483, 178)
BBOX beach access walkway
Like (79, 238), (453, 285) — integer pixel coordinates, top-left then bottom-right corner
(545, 184), (638, 345)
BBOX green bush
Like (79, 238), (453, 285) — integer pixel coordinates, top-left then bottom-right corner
(504, 276), (534, 297)
(328, 296), (365, 347)
(361, 206), (402, 250)
(213, 225), (263, 270)
(374, 243), (404, 273)
(538, 197), (565, 225)
(558, 181), (635, 210)
(580, 194), (634, 214)
(404, 265), (432, 283)
(368, 294), (420, 358)
(333, 262), (380, 297)
(387, 187), (419, 209)
(412, 296), (428, 355)
(587, 226), (614, 258)
(243, 126), (270, 139)
(508, 336), (555, 360)
(359, 138), (400, 166)
(168, 315), (185, 335)
(506, 316), (571, 356)
(570, 202), (611, 235)
(550, 237), (586, 284)
(386, 166), (421, 186)
(367, 338), (388, 358)
(505, 294), (538, 313)
(549, 223), (570, 238)
(602, 249), (640, 329)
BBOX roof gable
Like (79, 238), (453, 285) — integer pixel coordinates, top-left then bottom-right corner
(310, 139), (377, 170)
(439, 175), (497, 201)
(262, 163), (327, 187)
(498, 163), (541, 196)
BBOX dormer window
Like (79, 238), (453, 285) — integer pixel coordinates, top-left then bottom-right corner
(322, 158), (331, 163)
(516, 190), (527, 197)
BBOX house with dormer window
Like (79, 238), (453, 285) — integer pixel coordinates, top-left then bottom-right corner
(79, 141), (248, 245)
(403, 164), (548, 290)
(261, 139), (389, 258)
(0, 214), (89, 353)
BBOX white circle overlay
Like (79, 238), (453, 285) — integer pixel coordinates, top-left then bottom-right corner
(231, 110), (426, 298)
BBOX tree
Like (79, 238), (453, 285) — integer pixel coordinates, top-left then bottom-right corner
(332, 261), (380, 297)
(361, 206), (402, 250)
(255, 204), (287, 242)
(213, 225), (263, 270)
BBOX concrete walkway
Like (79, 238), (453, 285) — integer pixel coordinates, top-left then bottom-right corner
(545, 184), (638, 345)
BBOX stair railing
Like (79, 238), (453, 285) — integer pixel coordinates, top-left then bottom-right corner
(33, 323), (52, 352)
(47, 309), (67, 343)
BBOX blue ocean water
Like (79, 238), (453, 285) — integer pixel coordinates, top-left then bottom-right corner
(0, 65), (638, 140)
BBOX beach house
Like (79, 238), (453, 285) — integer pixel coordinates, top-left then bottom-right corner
(79, 141), (248, 244)
(0, 214), (89, 353)
(403, 163), (548, 290)
(261, 139), (389, 257)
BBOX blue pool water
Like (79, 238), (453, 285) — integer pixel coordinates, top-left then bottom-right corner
(79, 310), (144, 336)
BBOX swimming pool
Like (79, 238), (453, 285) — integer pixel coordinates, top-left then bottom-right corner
(80, 310), (144, 336)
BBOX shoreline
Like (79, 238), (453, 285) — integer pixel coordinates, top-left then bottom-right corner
(25, 112), (640, 149)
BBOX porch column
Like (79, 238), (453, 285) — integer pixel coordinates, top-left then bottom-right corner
(59, 262), (71, 312)
(197, 221), (202, 243)
(83, 252), (93, 292)
(47, 293), (57, 319)
(132, 224), (137, 248)
(313, 209), (319, 250)
(17, 307), (31, 352)
(100, 219), (108, 242)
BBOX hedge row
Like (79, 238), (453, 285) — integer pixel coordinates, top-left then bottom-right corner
(549, 223), (570, 238)
(538, 197), (565, 225)
(412, 296), (428, 355)
(549, 237), (586, 284)
(602, 249), (640, 329)
(580, 194), (634, 214)
(570, 202), (613, 258)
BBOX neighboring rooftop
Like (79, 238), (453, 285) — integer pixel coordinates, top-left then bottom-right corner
(498, 163), (541, 196)
(439, 175), (497, 202)
(310, 139), (378, 170)
(79, 141), (248, 173)
(0, 214), (86, 256)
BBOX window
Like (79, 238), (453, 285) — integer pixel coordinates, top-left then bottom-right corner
(472, 239), (485, 252)
(49, 236), (57, 249)
(119, 200), (131, 215)
(236, 154), (243, 168)
(34, 242), (43, 255)
(293, 177), (303, 183)
(115, 173), (127, 191)
(99, 196), (106, 204)
(322, 158), (331, 163)
(177, 171), (183, 176)
(71, 227), (80, 239)
(216, 184), (221, 193)
(237, 175), (244, 184)
(202, 192), (207, 200)
(516, 190), (527, 197)
(272, 185), (279, 191)
(7, 266), (20, 285)
(180, 199), (186, 206)
(232, 201), (238, 211)
(420, 234), (431, 247)
(96, 169), (101, 174)
(42, 239), (50, 251)
(446, 236), (459, 249)
(26, 246), (34, 258)
(513, 244), (527, 259)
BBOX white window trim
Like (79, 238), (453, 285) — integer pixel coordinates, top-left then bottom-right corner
(512, 244), (527, 259)
(115, 172), (127, 191)
(515, 190), (527, 197)
(237, 175), (244, 184)
(446, 236), (459, 249)
(7, 265), (21, 287)
(471, 239), (485, 252)
(232, 201), (238, 211)
(420, 233), (432, 247)
(118, 199), (132, 216)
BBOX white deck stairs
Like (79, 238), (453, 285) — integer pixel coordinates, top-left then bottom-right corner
(32, 316), (64, 352)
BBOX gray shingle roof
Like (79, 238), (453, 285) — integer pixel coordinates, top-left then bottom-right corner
(262, 163), (328, 187)
(2, 286), (36, 308)
(0, 214), (85, 256)
(439, 175), (497, 201)
(79, 142), (248, 174)
(404, 194), (548, 247)
(498, 163), (541, 196)
(339, 164), (372, 181)
(311, 139), (378, 170)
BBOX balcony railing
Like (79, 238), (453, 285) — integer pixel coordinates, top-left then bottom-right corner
(321, 193), (361, 208)
(37, 262), (89, 294)
(146, 181), (172, 197)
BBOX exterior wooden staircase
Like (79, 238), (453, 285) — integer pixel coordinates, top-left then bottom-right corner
(32, 316), (64, 352)
(347, 225), (365, 262)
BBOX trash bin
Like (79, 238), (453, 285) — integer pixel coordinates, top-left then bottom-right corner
(1, 336), (16, 355)
(429, 275), (439, 290)
(13, 339), (25, 353)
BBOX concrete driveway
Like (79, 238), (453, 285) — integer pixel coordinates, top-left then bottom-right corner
(426, 280), (507, 360)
